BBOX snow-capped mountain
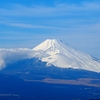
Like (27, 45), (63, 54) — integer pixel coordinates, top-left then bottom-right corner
(1, 39), (100, 100)
(33, 39), (100, 72)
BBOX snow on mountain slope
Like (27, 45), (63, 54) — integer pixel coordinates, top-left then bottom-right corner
(33, 39), (100, 72)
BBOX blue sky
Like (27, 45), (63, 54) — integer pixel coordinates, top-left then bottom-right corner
(0, 0), (100, 58)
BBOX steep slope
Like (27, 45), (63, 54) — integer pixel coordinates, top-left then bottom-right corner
(33, 39), (100, 72)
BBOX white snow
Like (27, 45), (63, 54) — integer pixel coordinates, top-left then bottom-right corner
(33, 39), (100, 72)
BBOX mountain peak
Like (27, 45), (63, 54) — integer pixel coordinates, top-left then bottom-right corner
(33, 39), (63, 51)
(33, 39), (100, 72)
(45, 39), (60, 41)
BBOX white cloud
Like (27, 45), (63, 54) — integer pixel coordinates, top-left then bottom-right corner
(0, 2), (100, 17)
(6, 23), (67, 30)
(0, 58), (5, 70)
(0, 48), (35, 70)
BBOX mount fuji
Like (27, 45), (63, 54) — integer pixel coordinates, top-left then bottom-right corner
(32, 39), (100, 72)
(1, 39), (100, 100)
